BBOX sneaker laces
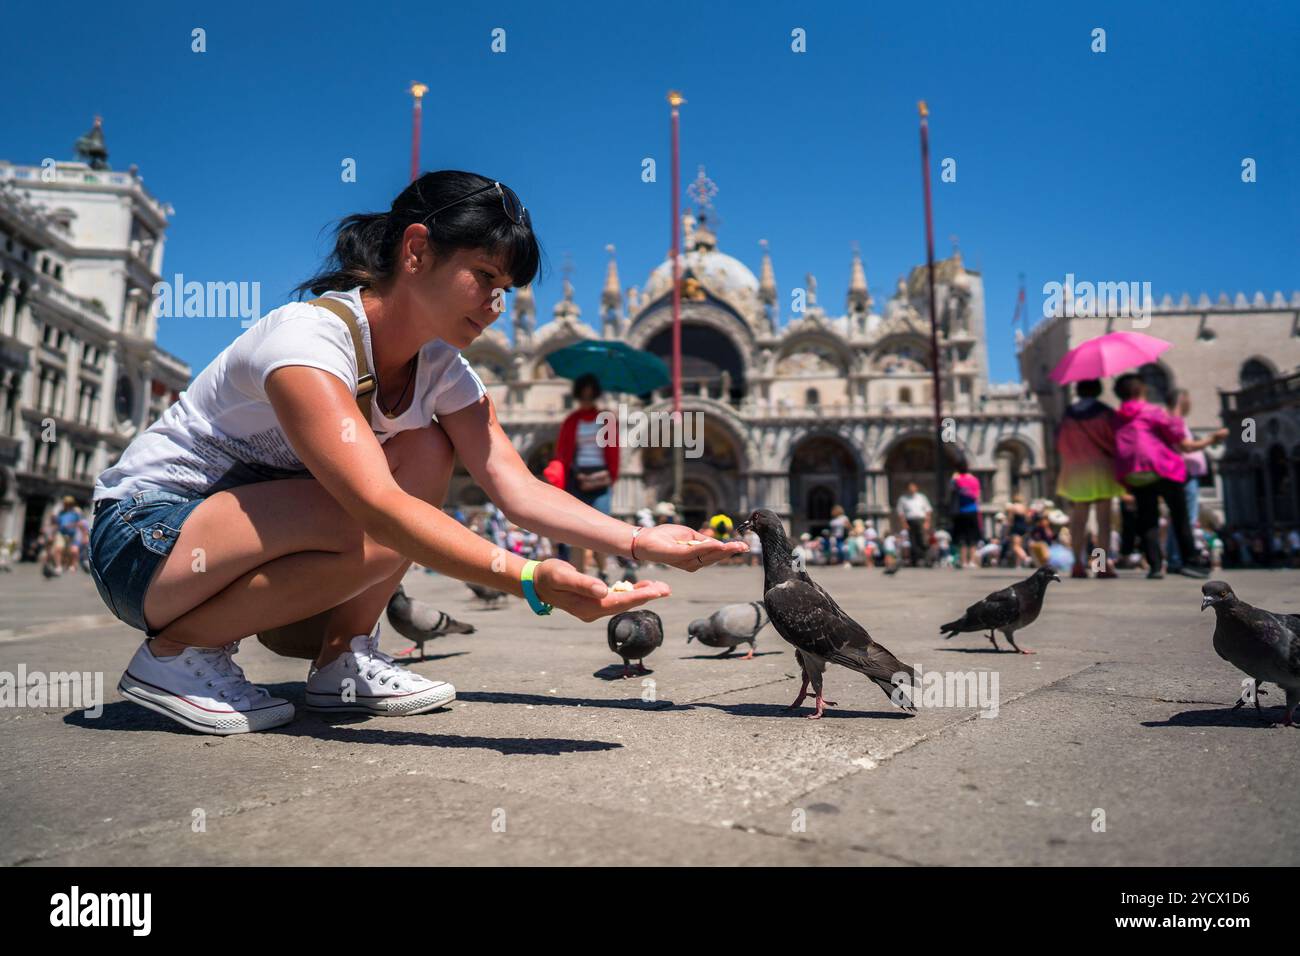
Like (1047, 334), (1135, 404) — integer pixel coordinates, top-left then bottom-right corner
(355, 628), (416, 690)
(188, 642), (269, 707)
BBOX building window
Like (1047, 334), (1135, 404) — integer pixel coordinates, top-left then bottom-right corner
(115, 375), (135, 425)
(805, 388), (820, 407)
(1138, 363), (1172, 407)
(899, 387), (913, 404)
(1240, 358), (1273, 390)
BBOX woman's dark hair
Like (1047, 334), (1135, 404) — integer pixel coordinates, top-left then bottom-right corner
(573, 373), (602, 401)
(1114, 373), (1144, 401)
(295, 170), (542, 298)
(953, 455), (969, 473)
(1165, 387), (1188, 409)
(1076, 378), (1102, 399)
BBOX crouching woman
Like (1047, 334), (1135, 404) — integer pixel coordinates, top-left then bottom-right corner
(88, 170), (745, 735)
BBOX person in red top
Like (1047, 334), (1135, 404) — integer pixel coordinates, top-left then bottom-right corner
(544, 373), (620, 581)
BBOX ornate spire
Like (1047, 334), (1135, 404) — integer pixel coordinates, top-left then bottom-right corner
(74, 116), (110, 170)
(847, 242), (871, 313)
(758, 239), (777, 331)
(758, 239), (776, 303)
(554, 255), (581, 323)
(601, 244), (622, 307)
(601, 244), (623, 339)
(512, 283), (535, 343)
(686, 166), (719, 252)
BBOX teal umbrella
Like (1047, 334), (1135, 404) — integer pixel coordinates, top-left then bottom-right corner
(545, 340), (671, 395)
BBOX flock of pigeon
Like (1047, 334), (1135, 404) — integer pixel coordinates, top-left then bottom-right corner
(386, 507), (1300, 726)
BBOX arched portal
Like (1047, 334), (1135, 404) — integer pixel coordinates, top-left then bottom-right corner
(644, 324), (746, 403)
(641, 413), (745, 530)
(789, 435), (860, 537)
(883, 435), (963, 512)
(1138, 362), (1174, 407)
(993, 439), (1035, 503)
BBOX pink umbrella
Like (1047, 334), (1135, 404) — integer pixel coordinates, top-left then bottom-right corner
(1049, 331), (1172, 384)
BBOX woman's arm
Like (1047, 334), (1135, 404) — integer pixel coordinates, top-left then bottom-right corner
(440, 396), (746, 569)
(1179, 428), (1229, 453)
(266, 368), (668, 621)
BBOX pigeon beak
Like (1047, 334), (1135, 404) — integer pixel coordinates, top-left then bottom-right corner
(1201, 595), (1214, 612)
(1050, 572), (1061, 583)
(735, 520), (752, 535)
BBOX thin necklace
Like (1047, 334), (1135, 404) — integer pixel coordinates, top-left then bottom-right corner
(377, 355), (418, 417)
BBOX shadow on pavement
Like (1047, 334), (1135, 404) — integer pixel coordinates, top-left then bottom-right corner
(457, 689), (673, 710)
(1142, 707), (1293, 729)
(591, 663), (655, 681)
(678, 650), (783, 660)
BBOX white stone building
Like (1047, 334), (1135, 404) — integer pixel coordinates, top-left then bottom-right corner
(462, 177), (1047, 535)
(0, 119), (190, 552)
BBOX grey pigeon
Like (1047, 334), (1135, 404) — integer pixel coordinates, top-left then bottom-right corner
(466, 581), (507, 606)
(735, 509), (916, 719)
(687, 601), (769, 659)
(1202, 580), (1300, 726)
(607, 609), (664, 678)
(940, 565), (1060, 654)
(386, 584), (475, 659)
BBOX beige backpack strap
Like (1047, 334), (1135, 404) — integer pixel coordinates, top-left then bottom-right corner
(309, 296), (375, 423)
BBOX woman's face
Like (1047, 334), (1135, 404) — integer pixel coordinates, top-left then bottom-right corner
(407, 240), (513, 350)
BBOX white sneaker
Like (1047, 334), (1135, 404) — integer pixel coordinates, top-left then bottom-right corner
(118, 640), (295, 735)
(304, 623), (455, 716)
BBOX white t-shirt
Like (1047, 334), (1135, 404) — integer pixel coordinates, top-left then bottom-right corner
(94, 287), (486, 503)
(897, 491), (933, 521)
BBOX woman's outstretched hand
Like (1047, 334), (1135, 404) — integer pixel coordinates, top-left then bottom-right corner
(633, 524), (749, 572)
(533, 558), (670, 623)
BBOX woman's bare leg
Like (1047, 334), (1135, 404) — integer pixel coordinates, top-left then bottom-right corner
(1069, 502), (1089, 569)
(143, 423), (453, 654)
(1098, 501), (1114, 568)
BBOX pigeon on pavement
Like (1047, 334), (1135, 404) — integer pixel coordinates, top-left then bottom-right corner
(1202, 580), (1300, 726)
(608, 609), (664, 678)
(386, 584), (475, 659)
(466, 582), (507, 607)
(687, 601), (769, 659)
(940, 565), (1060, 654)
(735, 509), (916, 719)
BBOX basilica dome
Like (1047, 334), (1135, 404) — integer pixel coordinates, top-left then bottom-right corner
(644, 246), (760, 303)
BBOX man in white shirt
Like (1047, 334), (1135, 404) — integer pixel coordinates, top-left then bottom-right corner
(896, 482), (933, 567)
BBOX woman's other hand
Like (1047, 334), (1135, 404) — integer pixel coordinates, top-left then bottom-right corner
(633, 523), (749, 572)
(533, 558), (670, 623)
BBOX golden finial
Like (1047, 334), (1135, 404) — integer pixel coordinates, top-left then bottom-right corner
(409, 82), (428, 99)
(667, 90), (686, 107)
(918, 100), (929, 118)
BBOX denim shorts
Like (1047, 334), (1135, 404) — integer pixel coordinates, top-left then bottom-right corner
(88, 490), (206, 637)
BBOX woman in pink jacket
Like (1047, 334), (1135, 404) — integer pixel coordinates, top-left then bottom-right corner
(1112, 374), (1225, 579)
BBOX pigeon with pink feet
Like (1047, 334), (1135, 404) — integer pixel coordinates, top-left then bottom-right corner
(735, 509), (916, 719)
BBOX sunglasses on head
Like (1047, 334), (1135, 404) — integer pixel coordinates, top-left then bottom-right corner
(423, 181), (529, 227)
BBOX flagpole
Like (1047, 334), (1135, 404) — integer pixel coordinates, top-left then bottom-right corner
(919, 100), (945, 511)
(668, 90), (685, 513)
(409, 83), (428, 183)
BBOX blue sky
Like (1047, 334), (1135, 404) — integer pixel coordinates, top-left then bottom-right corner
(3, 0), (1296, 383)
